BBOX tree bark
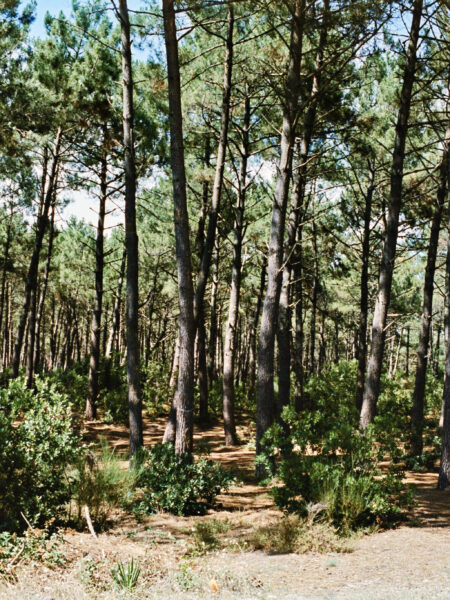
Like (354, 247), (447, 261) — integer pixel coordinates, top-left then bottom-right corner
(12, 130), (61, 378)
(163, 0), (196, 454)
(278, 0), (329, 415)
(438, 129), (450, 489)
(86, 127), (108, 420)
(33, 200), (56, 375)
(222, 94), (250, 446)
(256, 0), (305, 462)
(411, 143), (447, 454)
(355, 167), (374, 410)
(360, 0), (423, 429)
(118, 0), (143, 456)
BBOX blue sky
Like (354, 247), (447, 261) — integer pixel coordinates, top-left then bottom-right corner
(30, 0), (144, 38)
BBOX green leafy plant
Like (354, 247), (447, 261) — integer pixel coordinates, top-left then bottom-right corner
(71, 441), (135, 528)
(188, 518), (231, 554)
(111, 558), (141, 591)
(0, 378), (81, 531)
(249, 515), (350, 554)
(257, 362), (413, 531)
(132, 443), (235, 516)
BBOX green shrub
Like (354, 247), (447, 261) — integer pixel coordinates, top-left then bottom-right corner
(141, 361), (172, 416)
(43, 366), (88, 411)
(188, 518), (231, 554)
(249, 515), (350, 554)
(257, 381), (412, 531)
(0, 529), (65, 580)
(71, 441), (135, 528)
(100, 387), (129, 425)
(132, 443), (235, 516)
(0, 378), (81, 531)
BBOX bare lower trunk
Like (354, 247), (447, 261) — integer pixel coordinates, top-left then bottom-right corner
(355, 169), (374, 410)
(411, 140), (447, 454)
(223, 95), (249, 446)
(86, 130), (108, 421)
(256, 0), (305, 464)
(360, 0), (423, 429)
(163, 0), (195, 454)
(118, 0), (143, 457)
(12, 131), (61, 378)
(438, 130), (450, 489)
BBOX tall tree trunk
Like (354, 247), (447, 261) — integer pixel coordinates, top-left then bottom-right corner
(86, 129), (108, 420)
(248, 257), (266, 396)
(118, 0), (143, 456)
(193, 5), (234, 325)
(310, 214), (319, 374)
(223, 94), (250, 446)
(207, 245), (219, 387)
(256, 0), (305, 461)
(438, 129), (450, 488)
(411, 143), (447, 454)
(105, 247), (126, 363)
(163, 0), (196, 454)
(12, 130), (61, 378)
(0, 210), (13, 341)
(33, 200), (56, 374)
(278, 0), (328, 415)
(355, 167), (375, 410)
(196, 136), (211, 422)
(360, 0), (423, 429)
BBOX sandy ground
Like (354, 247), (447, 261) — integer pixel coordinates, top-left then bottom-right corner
(1, 416), (449, 600)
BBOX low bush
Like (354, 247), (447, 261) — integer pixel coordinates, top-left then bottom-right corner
(188, 518), (231, 554)
(131, 443), (235, 516)
(0, 378), (81, 531)
(70, 441), (135, 528)
(257, 363), (414, 532)
(249, 515), (350, 554)
(0, 529), (65, 581)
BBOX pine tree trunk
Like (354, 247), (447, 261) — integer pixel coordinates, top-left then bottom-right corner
(278, 0), (328, 415)
(438, 129), (450, 488)
(86, 129), (108, 420)
(33, 201), (56, 375)
(12, 130), (62, 378)
(360, 0), (423, 429)
(118, 0), (143, 456)
(163, 0), (196, 454)
(248, 258), (266, 396)
(222, 94), (249, 446)
(411, 130), (447, 454)
(256, 0), (305, 462)
(355, 169), (374, 410)
(207, 246), (219, 387)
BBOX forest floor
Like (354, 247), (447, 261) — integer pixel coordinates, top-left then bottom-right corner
(1, 415), (449, 600)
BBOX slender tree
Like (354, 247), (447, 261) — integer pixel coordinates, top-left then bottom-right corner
(360, 0), (423, 428)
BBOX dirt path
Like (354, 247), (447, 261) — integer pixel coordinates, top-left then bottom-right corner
(1, 416), (449, 600)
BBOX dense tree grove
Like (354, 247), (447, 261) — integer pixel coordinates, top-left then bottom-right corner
(0, 0), (449, 519)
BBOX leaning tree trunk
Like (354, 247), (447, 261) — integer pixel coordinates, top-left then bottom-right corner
(256, 0), (305, 462)
(118, 0), (143, 456)
(12, 130), (62, 378)
(438, 128), (450, 489)
(163, 0), (196, 454)
(360, 0), (423, 429)
(355, 167), (375, 411)
(222, 94), (250, 446)
(411, 138), (448, 455)
(86, 129), (108, 421)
